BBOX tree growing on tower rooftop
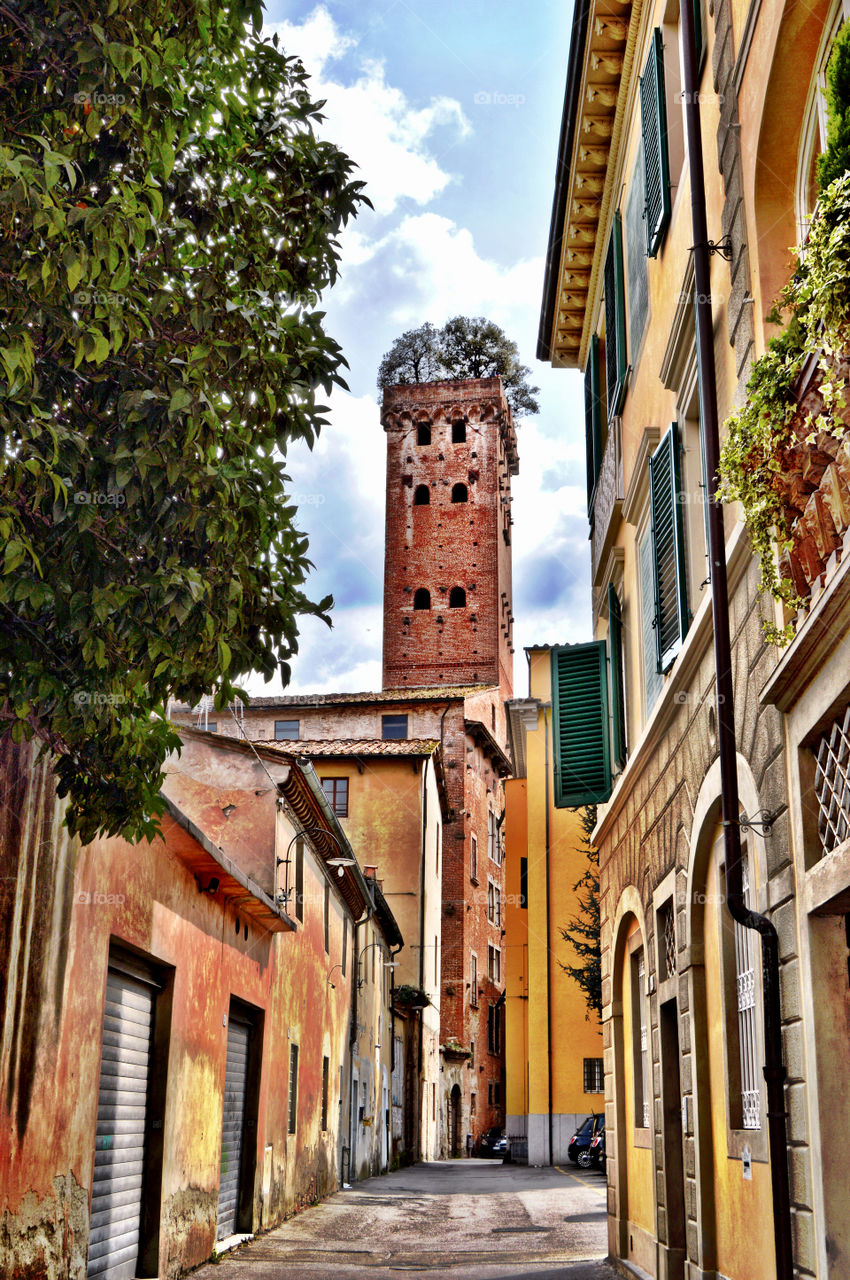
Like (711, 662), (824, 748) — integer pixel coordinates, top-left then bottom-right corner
(0, 0), (368, 841)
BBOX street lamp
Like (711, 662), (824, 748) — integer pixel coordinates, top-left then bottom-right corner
(276, 824), (356, 909)
(356, 942), (397, 989)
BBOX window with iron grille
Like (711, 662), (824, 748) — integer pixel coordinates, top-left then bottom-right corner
(814, 703), (850, 855)
(321, 776), (349, 817)
(659, 900), (676, 980)
(288, 1043), (299, 1134)
(735, 852), (761, 1129)
(584, 1057), (604, 1093)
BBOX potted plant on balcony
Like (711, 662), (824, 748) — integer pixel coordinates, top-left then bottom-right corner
(393, 983), (430, 1010)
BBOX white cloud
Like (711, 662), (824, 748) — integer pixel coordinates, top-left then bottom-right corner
(265, 10), (470, 216)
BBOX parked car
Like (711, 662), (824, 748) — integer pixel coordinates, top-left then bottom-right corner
(578, 1117), (605, 1169)
(567, 1113), (602, 1164)
(478, 1125), (508, 1158)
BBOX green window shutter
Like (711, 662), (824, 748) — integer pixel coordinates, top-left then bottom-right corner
(551, 642), (612, 807)
(640, 28), (671, 258)
(649, 422), (690, 673)
(694, 0), (705, 71)
(639, 527), (664, 713)
(584, 334), (603, 509)
(608, 583), (627, 770)
(604, 212), (627, 419)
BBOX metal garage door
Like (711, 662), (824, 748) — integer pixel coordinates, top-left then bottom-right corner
(87, 960), (157, 1279)
(217, 1014), (251, 1239)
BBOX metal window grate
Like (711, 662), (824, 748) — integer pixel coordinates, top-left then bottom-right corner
(735, 853), (760, 1129)
(584, 1057), (604, 1093)
(662, 901), (676, 979)
(814, 705), (850, 855)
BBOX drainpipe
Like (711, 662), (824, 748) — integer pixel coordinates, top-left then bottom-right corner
(542, 703), (554, 1168)
(418, 759), (428, 1160)
(679, 5), (793, 1277)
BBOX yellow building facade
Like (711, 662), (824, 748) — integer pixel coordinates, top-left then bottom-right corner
(504, 651), (604, 1164)
(538, 0), (850, 1275)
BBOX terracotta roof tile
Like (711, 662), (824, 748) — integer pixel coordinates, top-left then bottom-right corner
(261, 738), (440, 758)
(242, 684), (494, 709)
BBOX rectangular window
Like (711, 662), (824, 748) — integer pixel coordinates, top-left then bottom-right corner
(432, 1082), (436, 1121)
(321, 1056), (329, 1131)
(488, 810), (497, 863)
(604, 211), (628, 419)
(471, 1092), (477, 1114)
(471, 952), (479, 1007)
(584, 333), (603, 511)
(813, 703), (850, 855)
(294, 836), (304, 923)
(341, 918), (347, 976)
(551, 642), (612, 807)
(321, 777), (349, 817)
(487, 1003), (501, 1055)
(323, 880), (330, 954)
(639, 527), (664, 716)
(487, 880), (496, 924)
(735, 852), (761, 1129)
(584, 1057), (604, 1093)
(275, 719), (299, 741)
(626, 155), (650, 354)
(640, 28), (672, 256)
(520, 857), (528, 909)
(382, 714), (408, 740)
(649, 422), (690, 673)
(608, 583), (627, 770)
(488, 945), (501, 983)
(207, 721), (217, 733)
(470, 834), (478, 882)
(288, 1043), (299, 1134)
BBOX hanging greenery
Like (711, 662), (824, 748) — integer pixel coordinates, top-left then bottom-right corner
(717, 170), (850, 642)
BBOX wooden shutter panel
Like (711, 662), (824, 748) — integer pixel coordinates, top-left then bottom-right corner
(640, 29), (671, 258)
(584, 334), (603, 509)
(608, 583), (627, 770)
(604, 213), (627, 419)
(649, 422), (689, 673)
(551, 642), (612, 807)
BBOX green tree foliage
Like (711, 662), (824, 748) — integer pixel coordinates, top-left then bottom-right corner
(377, 316), (540, 418)
(817, 20), (850, 192)
(558, 806), (601, 1020)
(0, 0), (368, 841)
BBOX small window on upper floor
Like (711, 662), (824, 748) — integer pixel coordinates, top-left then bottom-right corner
(452, 421), (467, 443)
(449, 586), (466, 608)
(321, 776), (349, 817)
(451, 483), (468, 503)
(275, 719), (299, 741)
(413, 588), (431, 610)
(382, 714), (408, 740)
(417, 423), (431, 446)
(413, 484), (430, 505)
(207, 721), (217, 733)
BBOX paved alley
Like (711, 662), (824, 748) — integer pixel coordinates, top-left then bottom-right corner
(190, 1159), (617, 1280)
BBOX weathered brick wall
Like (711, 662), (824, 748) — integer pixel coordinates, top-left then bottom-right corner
(380, 378), (517, 696)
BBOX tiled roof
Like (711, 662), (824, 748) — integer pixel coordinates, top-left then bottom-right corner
(243, 684), (494, 708)
(261, 738), (440, 758)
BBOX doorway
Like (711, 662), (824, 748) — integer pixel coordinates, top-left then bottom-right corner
(449, 1085), (462, 1157)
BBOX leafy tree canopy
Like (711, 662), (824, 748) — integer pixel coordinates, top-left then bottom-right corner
(0, 0), (368, 841)
(817, 19), (850, 192)
(558, 806), (601, 1020)
(377, 316), (540, 417)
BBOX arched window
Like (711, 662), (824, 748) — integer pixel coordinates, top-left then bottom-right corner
(452, 421), (467, 443)
(451, 483), (468, 503)
(413, 484), (430, 505)
(417, 424), (431, 446)
(449, 587), (466, 608)
(796, 6), (848, 239)
(413, 588), (431, 610)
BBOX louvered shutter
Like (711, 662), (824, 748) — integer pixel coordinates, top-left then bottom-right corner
(584, 334), (603, 509)
(640, 29), (671, 258)
(218, 1015), (251, 1239)
(604, 213), (627, 419)
(649, 422), (690, 672)
(608, 583), (627, 770)
(551, 642), (612, 807)
(639, 528), (664, 713)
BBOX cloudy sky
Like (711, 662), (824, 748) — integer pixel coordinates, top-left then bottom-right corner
(260, 1), (589, 697)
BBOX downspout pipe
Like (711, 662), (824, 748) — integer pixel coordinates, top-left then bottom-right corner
(542, 704), (554, 1168)
(679, 5), (793, 1278)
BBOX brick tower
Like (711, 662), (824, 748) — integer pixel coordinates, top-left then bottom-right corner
(380, 377), (519, 698)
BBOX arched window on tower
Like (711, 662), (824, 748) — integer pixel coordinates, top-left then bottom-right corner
(451, 483), (468, 503)
(413, 588), (431, 610)
(417, 424), (431, 446)
(413, 484), (430, 505)
(452, 421), (467, 443)
(449, 587), (466, 608)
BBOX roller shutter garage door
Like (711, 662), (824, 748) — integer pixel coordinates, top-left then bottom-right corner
(87, 959), (158, 1280)
(217, 1014), (251, 1238)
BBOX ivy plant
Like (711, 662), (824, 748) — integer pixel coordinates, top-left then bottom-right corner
(718, 171), (850, 642)
(0, 0), (368, 840)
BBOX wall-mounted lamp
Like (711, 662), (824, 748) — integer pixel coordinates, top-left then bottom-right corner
(197, 876), (220, 895)
(327, 854), (357, 878)
(326, 964), (344, 990)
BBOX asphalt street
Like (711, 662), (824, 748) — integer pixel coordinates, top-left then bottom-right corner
(191, 1158), (618, 1279)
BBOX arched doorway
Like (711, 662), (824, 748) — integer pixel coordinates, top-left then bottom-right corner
(449, 1085), (461, 1157)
